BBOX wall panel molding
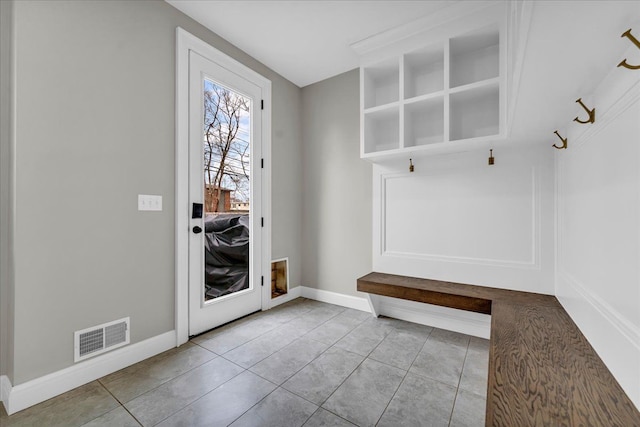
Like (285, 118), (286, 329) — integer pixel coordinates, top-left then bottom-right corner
(559, 271), (640, 351)
(379, 165), (541, 268)
(372, 147), (553, 293)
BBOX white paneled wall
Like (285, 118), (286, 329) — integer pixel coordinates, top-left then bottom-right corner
(556, 60), (640, 408)
(373, 145), (555, 294)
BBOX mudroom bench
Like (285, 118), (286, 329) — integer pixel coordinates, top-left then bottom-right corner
(357, 272), (640, 426)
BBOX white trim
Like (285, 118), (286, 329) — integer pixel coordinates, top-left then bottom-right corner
(300, 286), (371, 312)
(350, 1), (500, 56)
(556, 275), (640, 409)
(505, 0), (534, 136)
(376, 163), (541, 270)
(376, 296), (491, 339)
(559, 272), (640, 351)
(265, 257), (293, 308)
(261, 91), (273, 311)
(270, 257), (290, 301)
(0, 375), (11, 411)
(175, 27), (272, 341)
(269, 286), (302, 309)
(175, 27), (190, 346)
(3, 331), (175, 415)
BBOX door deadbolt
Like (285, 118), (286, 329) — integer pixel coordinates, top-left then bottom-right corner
(193, 226), (202, 234)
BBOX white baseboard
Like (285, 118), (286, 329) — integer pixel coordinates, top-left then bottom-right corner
(298, 286), (490, 339)
(1, 375), (11, 410)
(4, 330), (176, 415)
(300, 286), (371, 312)
(557, 272), (640, 410)
(269, 285), (302, 308)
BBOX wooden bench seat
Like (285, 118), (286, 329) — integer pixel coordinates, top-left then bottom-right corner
(357, 272), (640, 426)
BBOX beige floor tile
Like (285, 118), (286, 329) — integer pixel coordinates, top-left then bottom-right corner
(100, 343), (216, 403)
(0, 382), (118, 427)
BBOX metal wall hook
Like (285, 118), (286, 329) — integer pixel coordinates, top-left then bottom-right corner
(409, 158), (414, 173)
(488, 149), (495, 165)
(617, 29), (640, 70)
(553, 131), (568, 150)
(573, 98), (595, 124)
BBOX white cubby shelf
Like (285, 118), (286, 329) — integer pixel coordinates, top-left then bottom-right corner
(360, 22), (507, 161)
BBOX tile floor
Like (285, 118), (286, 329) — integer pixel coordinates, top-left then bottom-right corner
(0, 298), (489, 426)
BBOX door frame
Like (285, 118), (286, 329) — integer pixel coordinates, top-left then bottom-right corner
(175, 27), (272, 346)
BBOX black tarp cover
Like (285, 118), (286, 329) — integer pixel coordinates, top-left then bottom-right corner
(204, 214), (249, 299)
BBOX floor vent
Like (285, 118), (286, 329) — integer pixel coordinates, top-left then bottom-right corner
(74, 317), (130, 362)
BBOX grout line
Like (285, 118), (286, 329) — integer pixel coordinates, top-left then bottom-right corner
(225, 381), (282, 425)
(446, 338), (472, 426)
(95, 380), (143, 427)
(456, 338), (472, 390)
(215, 305), (349, 372)
(448, 392), (460, 426)
(105, 299), (483, 427)
(311, 406), (358, 426)
(197, 300), (342, 356)
(373, 327), (435, 425)
(150, 368), (250, 426)
(316, 322), (399, 421)
(99, 345), (219, 407)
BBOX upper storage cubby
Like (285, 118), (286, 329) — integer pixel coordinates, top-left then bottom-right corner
(364, 106), (400, 154)
(404, 45), (444, 99)
(363, 59), (400, 109)
(450, 82), (499, 141)
(357, 1), (525, 161)
(450, 26), (499, 88)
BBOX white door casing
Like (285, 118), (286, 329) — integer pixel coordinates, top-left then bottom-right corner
(176, 28), (272, 344)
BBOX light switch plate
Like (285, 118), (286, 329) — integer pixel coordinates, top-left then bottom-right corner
(138, 194), (162, 211)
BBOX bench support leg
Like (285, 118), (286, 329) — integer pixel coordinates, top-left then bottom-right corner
(365, 294), (380, 317)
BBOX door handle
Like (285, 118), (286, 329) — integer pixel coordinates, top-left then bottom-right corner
(193, 226), (202, 234)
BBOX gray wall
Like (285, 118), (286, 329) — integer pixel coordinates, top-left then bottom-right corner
(0, 0), (15, 383)
(9, 0), (302, 385)
(301, 70), (372, 297)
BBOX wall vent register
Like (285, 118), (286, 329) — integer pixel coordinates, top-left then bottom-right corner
(74, 317), (130, 362)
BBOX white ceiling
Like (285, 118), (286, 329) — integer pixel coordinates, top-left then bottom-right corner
(166, 0), (453, 87)
(167, 0), (640, 144)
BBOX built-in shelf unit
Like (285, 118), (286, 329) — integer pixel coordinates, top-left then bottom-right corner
(358, 1), (517, 161)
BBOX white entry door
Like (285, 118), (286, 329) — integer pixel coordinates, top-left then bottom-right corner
(188, 50), (263, 336)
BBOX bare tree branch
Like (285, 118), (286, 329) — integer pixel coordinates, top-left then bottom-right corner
(202, 82), (251, 212)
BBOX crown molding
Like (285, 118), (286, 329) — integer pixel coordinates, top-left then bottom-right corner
(350, 1), (501, 57)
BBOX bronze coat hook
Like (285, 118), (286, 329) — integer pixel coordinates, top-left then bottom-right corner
(573, 98), (595, 124)
(617, 29), (640, 70)
(553, 131), (568, 150)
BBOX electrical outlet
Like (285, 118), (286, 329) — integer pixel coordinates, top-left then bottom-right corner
(138, 194), (162, 211)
